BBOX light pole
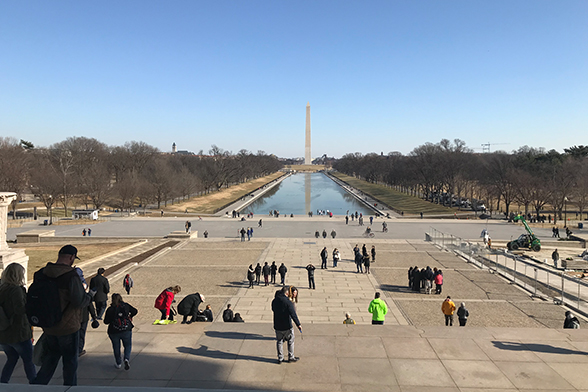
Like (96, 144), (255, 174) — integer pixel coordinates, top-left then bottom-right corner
(564, 197), (568, 228)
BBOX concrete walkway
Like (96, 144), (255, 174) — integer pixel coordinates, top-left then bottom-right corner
(227, 238), (406, 325)
(6, 323), (588, 391)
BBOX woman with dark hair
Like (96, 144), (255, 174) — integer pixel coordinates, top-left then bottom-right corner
(104, 293), (138, 370)
(0, 263), (36, 383)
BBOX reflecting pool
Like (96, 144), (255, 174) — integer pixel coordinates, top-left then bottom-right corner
(245, 173), (370, 216)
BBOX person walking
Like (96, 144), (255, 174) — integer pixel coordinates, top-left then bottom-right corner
(90, 267), (110, 320)
(368, 292), (388, 325)
(247, 265), (255, 288)
(278, 263), (288, 285)
(154, 285), (181, 322)
(262, 262), (270, 286)
(258, 219), (263, 228)
(345, 215), (349, 225)
(306, 263), (316, 290)
(272, 287), (302, 363)
(30, 245), (92, 386)
(442, 296), (456, 326)
(333, 248), (340, 268)
(457, 302), (469, 326)
(254, 263), (262, 285)
(0, 263), (36, 384)
(122, 274), (133, 295)
(552, 249), (560, 269)
(104, 293), (138, 370)
(320, 247), (328, 269)
(331, 229), (337, 239)
(270, 261), (277, 284)
(322, 230), (327, 239)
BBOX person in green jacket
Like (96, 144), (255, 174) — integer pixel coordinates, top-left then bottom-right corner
(368, 292), (388, 325)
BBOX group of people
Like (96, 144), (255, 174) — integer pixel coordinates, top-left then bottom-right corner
(0, 245), (140, 385)
(353, 244), (376, 273)
(239, 227), (254, 241)
(314, 229), (337, 238)
(408, 266), (443, 294)
(247, 262), (288, 287)
(81, 228), (92, 236)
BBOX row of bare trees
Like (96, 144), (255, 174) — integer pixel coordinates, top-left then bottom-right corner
(333, 140), (588, 223)
(0, 137), (282, 218)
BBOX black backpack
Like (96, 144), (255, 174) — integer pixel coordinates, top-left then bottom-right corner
(26, 269), (73, 328)
(111, 304), (132, 332)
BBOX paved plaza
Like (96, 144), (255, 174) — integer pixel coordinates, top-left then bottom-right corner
(4, 225), (588, 391)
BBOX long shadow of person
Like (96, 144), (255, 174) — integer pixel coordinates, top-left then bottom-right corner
(177, 345), (277, 364)
(493, 341), (588, 355)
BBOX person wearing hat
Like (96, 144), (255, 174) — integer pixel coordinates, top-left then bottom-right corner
(90, 267), (110, 320)
(31, 245), (92, 386)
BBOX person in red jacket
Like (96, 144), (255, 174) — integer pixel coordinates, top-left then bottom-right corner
(154, 285), (181, 321)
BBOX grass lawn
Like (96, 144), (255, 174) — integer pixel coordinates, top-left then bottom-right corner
(332, 172), (459, 215)
(163, 171), (286, 214)
(11, 242), (137, 282)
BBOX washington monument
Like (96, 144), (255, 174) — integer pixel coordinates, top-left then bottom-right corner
(305, 102), (311, 165)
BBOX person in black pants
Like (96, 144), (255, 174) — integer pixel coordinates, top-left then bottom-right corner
(90, 267), (110, 320)
(320, 247), (328, 269)
(306, 263), (316, 289)
(270, 261), (277, 284)
(254, 263), (262, 285)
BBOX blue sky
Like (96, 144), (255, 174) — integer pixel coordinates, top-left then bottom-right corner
(1, 1), (586, 158)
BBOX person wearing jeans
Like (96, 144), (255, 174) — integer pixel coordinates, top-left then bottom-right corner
(104, 293), (138, 370)
(0, 263), (37, 383)
(272, 287), (302, 363)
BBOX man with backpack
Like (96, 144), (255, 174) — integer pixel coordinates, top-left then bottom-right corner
(90, 268), (110, 320)
(28, 245), (92, 386)
(223, 304), (234, 322)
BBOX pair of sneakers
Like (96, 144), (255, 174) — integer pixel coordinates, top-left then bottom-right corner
(115, 359), (130, 370)
(278, 356), (300, 364)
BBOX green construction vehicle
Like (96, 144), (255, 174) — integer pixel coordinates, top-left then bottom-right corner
(507, 215), (541, 251)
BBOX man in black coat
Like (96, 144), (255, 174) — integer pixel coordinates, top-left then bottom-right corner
(272, 287), (302, 363)
(306, 263), (316, 289)
(177, 293), (205, 324)
(89, 267), (110, 320)
(270, 261), (277, 284)
(320, 247), (328, 269)
(278, 263), (287, 285)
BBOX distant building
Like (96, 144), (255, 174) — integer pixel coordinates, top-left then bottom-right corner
(72, 209), (99, 220)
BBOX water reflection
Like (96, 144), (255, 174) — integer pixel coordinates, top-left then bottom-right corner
(244, 173), (370, 216)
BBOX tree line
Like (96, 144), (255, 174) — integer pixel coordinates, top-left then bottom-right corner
(333, 139), (588, 223)
(0, 137), (283, 218)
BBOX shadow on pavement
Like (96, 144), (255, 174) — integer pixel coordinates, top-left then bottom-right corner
(379, 283), (415, 293)
(204, 331), (273, 341)
(177, 345), (276, 364)
(493, 341), (588, 355)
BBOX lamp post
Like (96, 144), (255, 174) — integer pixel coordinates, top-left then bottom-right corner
(564, 197), (568, 228)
